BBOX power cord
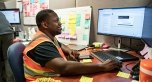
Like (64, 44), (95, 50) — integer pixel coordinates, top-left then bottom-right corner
(125, 62), (135, 72)
(113, 37), (133, 51)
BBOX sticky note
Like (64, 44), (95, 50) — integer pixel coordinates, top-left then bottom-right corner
(117, 71), (130, 78)
(69, 26), (76, 36)
(84, 19), (90, 29)
(82, 59), (92, 63)
(40, 0), (45, 3)
(83, 34), (88, 41)
(69, 19), (76, 24)
(33, 77), (62, 82)
(85, 13), (90, 19)
(69, 13), (76, 19)
(131, 80), (139, 82)
(76, 14), (81, 27)
(30, 0), (34, 3)
(80, 76), (93, 82)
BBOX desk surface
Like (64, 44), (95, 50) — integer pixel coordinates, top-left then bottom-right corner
(53, 49), (140, 82)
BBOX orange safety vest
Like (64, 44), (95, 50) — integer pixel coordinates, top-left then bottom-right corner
(23, 31), (67, 82)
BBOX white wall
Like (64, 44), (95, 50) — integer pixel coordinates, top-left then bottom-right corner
(4, 0), (16, 8)
(50, 0), (75, 9)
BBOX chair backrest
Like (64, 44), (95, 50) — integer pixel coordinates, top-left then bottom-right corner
(7, 42), (25, 82)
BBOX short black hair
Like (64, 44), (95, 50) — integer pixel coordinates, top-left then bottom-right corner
(36, 9), (56, 27)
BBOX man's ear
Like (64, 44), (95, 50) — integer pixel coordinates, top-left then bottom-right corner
(41, 22), (48, 28)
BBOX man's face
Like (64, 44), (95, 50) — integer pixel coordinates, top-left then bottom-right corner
(45, 13), (62, 36)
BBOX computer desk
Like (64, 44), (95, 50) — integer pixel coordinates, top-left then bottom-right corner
(52, 49), (141, 82)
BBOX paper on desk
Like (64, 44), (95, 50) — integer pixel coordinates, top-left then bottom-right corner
(80, 59), (92, 63)
(80, 76), (93, 82)
(140, 44), (150, 59)
(31, 77), (62, 82)
(117, 71), (130, 78)
(131, 80), (139, 82)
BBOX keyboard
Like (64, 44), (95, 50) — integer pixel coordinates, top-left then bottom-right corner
(91, 51), (122, 64)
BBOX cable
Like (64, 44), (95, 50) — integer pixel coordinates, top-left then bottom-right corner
(113, 37), (117, 47)
(125, 62), (135, 72)
(130, 38), (132, 49)
(141, 52), (148, 58)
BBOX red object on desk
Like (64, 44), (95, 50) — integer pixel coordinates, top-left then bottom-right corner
(101, 44), (110, 49)
(140, 59), (152, 82)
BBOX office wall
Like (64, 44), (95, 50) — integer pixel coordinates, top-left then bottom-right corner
(4, 0), (16, 8)
(50, 0), (75, 9)
(0, 2), (5, 9)
(76, 0), (152, 51)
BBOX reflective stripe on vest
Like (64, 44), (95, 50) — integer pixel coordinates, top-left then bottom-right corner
(23, 31), (67, 81)
(24, 65), (60, 77)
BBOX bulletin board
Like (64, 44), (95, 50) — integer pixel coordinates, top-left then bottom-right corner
(55, 6), (92, 45)
(22, 0), (49, 25)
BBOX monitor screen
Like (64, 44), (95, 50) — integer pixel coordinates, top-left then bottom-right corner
(0, 9), (21, 24)
(97, 7), (146, 38)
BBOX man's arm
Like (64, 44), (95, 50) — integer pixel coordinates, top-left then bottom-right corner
(60, 43), (73, 55)
(60, 43), (79, 60)
(45, 58), (120, 76)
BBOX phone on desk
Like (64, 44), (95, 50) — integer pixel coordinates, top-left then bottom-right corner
(78, 55), (94, 60)
(131, 62), (140, 80)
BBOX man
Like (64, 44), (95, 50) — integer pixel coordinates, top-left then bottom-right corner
(23, 9), (121, 82)
(0, 12), (14, 82)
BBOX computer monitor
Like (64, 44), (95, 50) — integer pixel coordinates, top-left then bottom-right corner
(95, 7), (152, 62)
(97, 7), (152, 38)
(142, 23), (152, 47)
(141, 7), (152, 47)
(0, 9), (21, 24)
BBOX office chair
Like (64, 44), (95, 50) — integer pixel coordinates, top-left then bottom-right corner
(7, 42), (26, 82)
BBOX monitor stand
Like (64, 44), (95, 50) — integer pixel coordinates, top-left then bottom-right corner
(109, 37), (129, 52)
(107, 37), (138, 61)
(118, 37), (121, 49)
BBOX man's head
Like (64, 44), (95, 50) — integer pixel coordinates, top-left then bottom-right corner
(36, 9), (62, 36)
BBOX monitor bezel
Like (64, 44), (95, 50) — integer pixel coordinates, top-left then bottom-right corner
(0, 8), (21, 24)
(97, 6), (147, 39)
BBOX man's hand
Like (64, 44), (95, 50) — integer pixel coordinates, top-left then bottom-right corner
(61, 44), (80, 61)
(100, 59), (121, 71)
(71, 50), (80, 58)
(68, 50), (80, 61)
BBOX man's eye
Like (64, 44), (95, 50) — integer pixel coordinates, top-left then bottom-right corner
(52, 20), (58, 22)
